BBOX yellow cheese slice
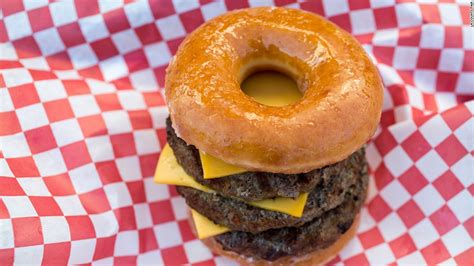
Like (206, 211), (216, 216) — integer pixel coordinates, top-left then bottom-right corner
(191, 209), (230, 239)
(199, 151), (247, 179)
(250, 192), (309, 218)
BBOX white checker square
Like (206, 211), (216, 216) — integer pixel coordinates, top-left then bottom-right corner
(456, 73), (474, 94)
(409, 218), (439, 249)
(67, 44), (99, 69)
(134, 203), (153, 229)
(366, 142), (382, 170)
(117, 91), (146, 110)
(420, 24), (445, 49)
(378, 64), (403, 87)
(4, 12), (32, 40)
(414, 70), (436, 93)
(384, 146), (413, 177)
(130, 69), (159, 92)
(23, 0), (48, 10)
(116, 156), (141, 181)
(69, 95), (101, 117)
(92, 257), (113, 265)
(215, 256), (240, 266)
(0, 219), (14, 248)
(34, 28), (66, 56)
(248, 0), (274, 7)
(0, 133), (31, 158)
(419, 115), (452, 146)
(78, 14), (110, 42)
(380, 180), (411, 210)
(171, 197), (187, 221)
(438, 49), (464, 72)
(55, 195), (87, 216)
(69, 239), (96, 264)
(365, 243), (396, 265)
(90, 210), (119, 237)
(454, 119), (473, 152)
(16, 103), (49, 131)
(40, 216), (71, 243)
(115, 230), (139, 256)
(0, 87), (14, 112)
(3, 196), (37, 218)
(447, 190), (472, 223)
(366, 175), (378, 203)
(111, 29), (141, 54)
(201, 1), (226, 20)
(322, 0), (349, 17)
(85, 136), (115, 162)
(137, 250), (164, 265)
(439, 3), (462, 25)
(373, 29), (398, 46)
(33, 149), (67, 176)
(99, 55), (129, 81)
(406, 86), (424, 109)
(2, 68), (33, 87)
(104, 182), (133, 209)
(463, 26), (474, 49)
(149, 106), (169, 129)
(413, 185), (444, 216)
(51, 119), (84, 147)
(451, 154), (473, 188)
(378, 213), (406, 241)
(144, 42), (172, 67)
(35, 80), (67, 102)
(415, 150), (448, 181)
(442, 226), (471, 256)
(397, 251), (424, 265)
(144, 178), (170, 201)
(134, 129), (160, 155)
(102, 110), (133, 134)
(154, 221), (183, 248)
(124, 0), (154, 27)
(0, 160), (14, 177)
(155, 15), (186, 40)
(98, 0), (123, 13)
(350, 9), (376, 35)
(50, 1), (78, 26)
(393, 46), (419, 70)
(185, 240), (214, 263)
(395, 3), (422, 28)
(14, 246), (43, 265)
(339, 237), (364, 260)
(390, 120), (417, 143)
(370, 0), (395, 8)
(54, 70), (81, 79)
(17, 178), (51, 196)
(69, 164), (103, 194)
(172, 0), (200, 13)
(0, 42), (18, 60)
(19, 57), (50, 70)
(86, 79), (116, 94)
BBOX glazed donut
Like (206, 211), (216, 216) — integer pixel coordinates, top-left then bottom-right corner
(165, 7), (383, 174)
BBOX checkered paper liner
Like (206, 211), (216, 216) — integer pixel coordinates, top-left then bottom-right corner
(0, 0), (473, 265)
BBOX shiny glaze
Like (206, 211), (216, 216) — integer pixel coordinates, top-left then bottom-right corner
(165, 7), (383, 174)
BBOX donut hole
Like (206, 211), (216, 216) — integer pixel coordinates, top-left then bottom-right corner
(240, 70), (303, 107)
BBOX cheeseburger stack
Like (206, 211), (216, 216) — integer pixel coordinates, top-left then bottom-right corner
(155, 7), (383, 265)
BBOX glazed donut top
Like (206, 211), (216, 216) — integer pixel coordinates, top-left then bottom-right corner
(165, 7), (383, 174)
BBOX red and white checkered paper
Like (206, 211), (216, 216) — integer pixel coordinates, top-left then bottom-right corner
(0, 0), (473, 265)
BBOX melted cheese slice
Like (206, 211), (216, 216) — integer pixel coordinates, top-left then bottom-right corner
(199, 151), (246, 179)
(154, 144), (308, 217)
(191, 209), (230, 239)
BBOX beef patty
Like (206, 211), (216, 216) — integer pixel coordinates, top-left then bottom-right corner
(167, 117), (367, 201)
(214, 175), (368, 261)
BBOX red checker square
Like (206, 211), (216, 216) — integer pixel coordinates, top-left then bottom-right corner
(463, 51), (474, 71)
(166, 37), (184, 56)
(161, 246), (188, 266)
(224, 0), (249, 10)
(368, 195), (392, 222)
(274, 0), (297, 5)
(2, 1), (23, 16)
(455, 247), (474, 266)
(46, 51), (73, 70)
(401, 131), (432, 162)
(78, 114), (108, 137)
(464, 217), (474, 239)
(380, 110), (395, 128)
(358, 227), (385, 249)
(460, 5), (470, 24)
(193, 260), (216, 266)
(344, 253), (369, 266)
(469, 184), (474, 196)
(115, 256), (136, 265)
(42, 242), (71, 265)
(421, 239), (451, 265)
(417, 49), (441, 69)
(199, 0), (214, 4)
(433, 170), (464, 201)
(0, 249), (14, 265)
(168, 185), (179, 197)
(154, 66), (167, 87)
(387, 84), (409, 106)
(95, 93), (122, 111)
(13, 217), (43, 246)
(151, 0), (175, 19)
(419, 4), (441, 24)
(6, 157), (40, 177)
(111, 77), (132, 90)
(180, 9), (205, 33)
(62, 80), (90, 96)
(110, 133), (137, 157)
(103, 8), (130, 34)
(139, 228), (158, 253)
(74, 0), (99, 17)
(178, 220), (195, 242)
(414, 111), (436, 127)
(30, 196), (63, 216)
(57, 22), (86, 47)
(398, 26), (421, 46)
(29, 69), (57, 81)
(135, 23), (162, 45)
(436, 72), (458, 92)
(389, 233), (417, 259)
(374, 163), (395, 190)
(398, 70), (414, 86)
(44, 173), (75, 196)
(91, 38), (119, 61)
(435, 135), (468, 166)
(140, 153), (159, 177)
(444, 26), (462, 48)
(429, 205), (460, 236)
(114, 206), (137, 230)
(372, 46), (395, 65)
(96, 161), (122, 185)
(399, 166), (429, 195)
(9, 83), (39, 108)
(0, 199), (10, 218)
(124, 50), (149, 72)
(143, 92), (165, 108)
(127, 181), (146, 204)
(78, 65), (104, 80)
(0, 176), (25, 196)
(150, 200), (175, 224)
(66, 215), (96, 240)
(60, 141), (92, 170)
(93, 235), (116, 260)
(349, 0), (370, 10)
(28, 7), (54, 32)
(329, 14), (351, 32)
(156, 128), (167, 148)
(129, 110), (152, 130)
(374, 7), (398, 29)
(79, 188), (112, 214)
(24, 126), (57, 154)
(12, 36), (41, 58)
(373, 130), (397, 156)
(0, 23), (7, 42)
(397, 200), (425, 228)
